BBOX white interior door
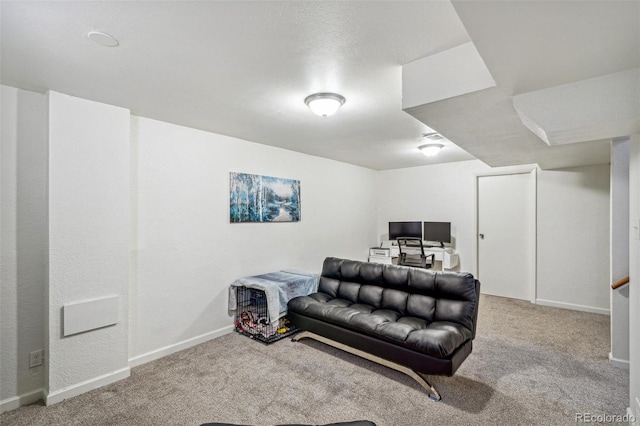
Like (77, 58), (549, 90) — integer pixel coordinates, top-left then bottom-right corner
(478, 172), (535, 301)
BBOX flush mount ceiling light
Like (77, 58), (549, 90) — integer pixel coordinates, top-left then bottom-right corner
(419, 132), (445, 157)
(304, 93), (346, 117)
(88, 31), (119, 47)
(418, 143), (444, 157)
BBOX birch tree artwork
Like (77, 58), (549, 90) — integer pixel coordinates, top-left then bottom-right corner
(229, 172), (301, 223)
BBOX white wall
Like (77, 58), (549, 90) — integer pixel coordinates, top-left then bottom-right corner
(0, 86), (48, 410)
(377, 160), (536, 274)
(129, 116), (378, 362)
(536, 165), (611, 313)
(1, 87), (378, 407)
(629, 134), (640, 421)
(377, 160), (611, 313)
(377, 160), (474, 270)
(610, 139), (630, 367)
(46, 92), (131, 402)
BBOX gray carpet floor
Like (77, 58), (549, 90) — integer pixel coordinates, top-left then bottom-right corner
(1, 294), (629, 426)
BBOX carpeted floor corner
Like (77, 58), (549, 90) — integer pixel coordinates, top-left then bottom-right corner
(0, 294), (629, 426)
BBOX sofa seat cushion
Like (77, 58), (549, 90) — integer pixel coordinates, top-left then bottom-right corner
(404, 321), (472, 358)
(288, 296), (472, 358)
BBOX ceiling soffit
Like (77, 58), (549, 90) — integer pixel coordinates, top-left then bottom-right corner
(404, 0), (640, 170)
(513, 68), (640, 146)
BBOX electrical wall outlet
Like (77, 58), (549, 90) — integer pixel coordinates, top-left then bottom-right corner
(29, 349), (43, 368)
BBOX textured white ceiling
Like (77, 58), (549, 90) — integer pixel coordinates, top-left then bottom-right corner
(1, 1), (639, 170)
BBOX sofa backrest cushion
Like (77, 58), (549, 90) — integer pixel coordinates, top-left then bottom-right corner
(317, 257), (479, 333)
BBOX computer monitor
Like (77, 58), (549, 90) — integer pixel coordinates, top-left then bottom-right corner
(388, 221), (422, 240)
(423, 222), (451, 247)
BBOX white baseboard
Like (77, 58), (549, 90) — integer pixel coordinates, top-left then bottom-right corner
(0, 388), (44, 414)
(5, 326), (234, 411)
(535, 299), (610, 315)
(128, 324), (234, 368)
(608, 352), (630, 370)
(44, 366), (130, 406)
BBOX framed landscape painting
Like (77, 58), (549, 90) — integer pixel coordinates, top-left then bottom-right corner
(229, 172), (301, 223)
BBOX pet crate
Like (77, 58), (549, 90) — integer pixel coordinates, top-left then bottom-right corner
(233, 286), (298, 344)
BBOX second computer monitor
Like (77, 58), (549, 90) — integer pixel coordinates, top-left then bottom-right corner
(423, 222), (451, 246)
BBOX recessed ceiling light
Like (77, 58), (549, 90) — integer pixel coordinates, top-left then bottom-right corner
(88, 31), (119, 47)
(304, 93), (346, 117)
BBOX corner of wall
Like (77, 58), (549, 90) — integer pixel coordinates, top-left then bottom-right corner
(46, 91), (131, 401)
(628, 134), (640, 421)
(0, 85), (48, 411)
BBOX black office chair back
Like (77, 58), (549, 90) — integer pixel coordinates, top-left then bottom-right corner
(396, 237), (433, 269)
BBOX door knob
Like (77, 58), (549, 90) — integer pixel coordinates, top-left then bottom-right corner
(479, 233), (485, 239)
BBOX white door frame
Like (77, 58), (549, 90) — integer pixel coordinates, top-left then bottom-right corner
(475, 166), (537, 303)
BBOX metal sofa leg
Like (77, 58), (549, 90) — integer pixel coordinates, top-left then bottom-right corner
(414, 372), (442, 401)
(292, 331), (442, 401)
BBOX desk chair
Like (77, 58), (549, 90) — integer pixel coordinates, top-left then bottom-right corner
(396, 237), (434, 269)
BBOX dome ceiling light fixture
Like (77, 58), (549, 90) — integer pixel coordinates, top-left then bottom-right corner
(419, 143), (444, 157)
(304, 92), (346, 117)
(419, 132), (445, 157)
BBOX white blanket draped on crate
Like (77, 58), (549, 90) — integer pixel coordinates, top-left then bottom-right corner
(228, 270), (319, 325)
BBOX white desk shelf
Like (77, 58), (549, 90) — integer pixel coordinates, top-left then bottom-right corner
(368, 242), (459, 271)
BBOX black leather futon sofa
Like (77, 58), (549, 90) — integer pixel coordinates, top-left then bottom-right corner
(287, 257), (480, 400)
